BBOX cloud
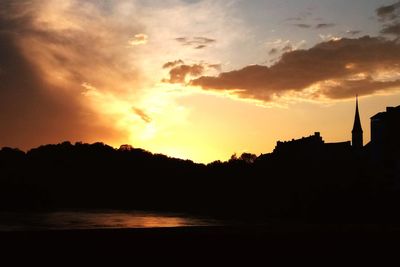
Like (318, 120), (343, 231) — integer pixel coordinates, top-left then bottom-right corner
(162, 60), (221, 84)
(322, 77), (400, 99)
(381, 23), (400, 35)
(316, 23), (336, 29)
(208, 64), (222, 71)
(269, 48), (278, 56)
(377, 1), (400, 36)
(285, 10), (313, 22)
(175, 36), (216, 49)
(285, 17), (304, 22)
(346, 30), (361, 36)
(129, 33), (148, 46)
(193, 37), (216, 44)
(281, 45), (293, 53)
(319, 34), (342, 42)
(0, 0), (146, 149)
(163, 60), (185, 69)
(294, 23), (312, 28)
(132, 108), (152, 123)
(265, 39), (306, 57)
(191, 36), (400, 102)
(293, 22), (336, 30)
(376, 1), (400, 21)
(182, 0), (203, 4)
(163, 63), (205, 84)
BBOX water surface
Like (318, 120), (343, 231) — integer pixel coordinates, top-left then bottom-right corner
(0, 211), (217, 231)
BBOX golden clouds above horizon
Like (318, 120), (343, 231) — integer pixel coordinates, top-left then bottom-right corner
(191, 36), (400, 102)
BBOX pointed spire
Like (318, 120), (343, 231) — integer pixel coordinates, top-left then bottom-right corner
(352, 95), (363, 133)
(352, 95), (363, 148)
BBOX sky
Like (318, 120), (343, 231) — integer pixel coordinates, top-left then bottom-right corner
(1, 0), (400, 163)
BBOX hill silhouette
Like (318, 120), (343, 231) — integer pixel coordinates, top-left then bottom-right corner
(1, 140), (399, 223)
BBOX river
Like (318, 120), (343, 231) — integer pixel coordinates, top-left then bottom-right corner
(0, 211), (218, 231)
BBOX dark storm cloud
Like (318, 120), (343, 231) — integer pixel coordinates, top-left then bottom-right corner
(191, 36), (400, 101)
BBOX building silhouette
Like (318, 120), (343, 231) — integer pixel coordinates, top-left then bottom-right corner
(273, 132), (324, 156)
(352, 96), (363, 149)
(273, 96), (364, 157)
(369, 105), (400, 162)
(273, 132), (351, 159)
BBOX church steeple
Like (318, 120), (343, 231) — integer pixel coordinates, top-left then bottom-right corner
(352, 95), (363, 148)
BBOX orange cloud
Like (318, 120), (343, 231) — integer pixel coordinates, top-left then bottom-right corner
(191, 36), (400, 101)
(132, 108), (152, 123)
(163, 60), (185, 69)
(0, 0), (145, 149)
(163, 61), (205, 83)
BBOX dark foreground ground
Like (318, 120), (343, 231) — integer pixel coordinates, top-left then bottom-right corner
(2, 224), (400, 264)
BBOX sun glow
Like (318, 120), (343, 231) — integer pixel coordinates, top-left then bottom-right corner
(82, 82), (209, 159)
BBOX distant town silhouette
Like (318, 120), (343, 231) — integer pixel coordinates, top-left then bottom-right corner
(0, 99), (399, 222)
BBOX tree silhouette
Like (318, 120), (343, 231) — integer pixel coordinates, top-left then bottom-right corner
(0, 140), (398, 223)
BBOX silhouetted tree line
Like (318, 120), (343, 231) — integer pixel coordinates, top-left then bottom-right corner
(0, 141), (399, 223)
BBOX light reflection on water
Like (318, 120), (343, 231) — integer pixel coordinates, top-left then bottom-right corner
(0, 211), (217, 231)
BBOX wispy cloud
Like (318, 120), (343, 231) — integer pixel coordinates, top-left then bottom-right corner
(175, 36), (216, 49)
(316, 23), (336, 29)
(346, 30), (362, 36)
(133, 107), (152, 123)
(292, 23), (336, 29)
(294, 23), (312, 28)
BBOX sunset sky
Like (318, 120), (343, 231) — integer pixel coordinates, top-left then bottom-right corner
(1, 0), (400, 163)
